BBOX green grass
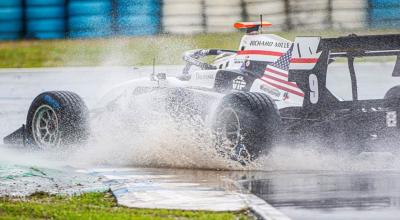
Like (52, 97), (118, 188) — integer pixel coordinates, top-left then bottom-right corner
(0, 192), (253, 220)
(0, 29), (398, 68)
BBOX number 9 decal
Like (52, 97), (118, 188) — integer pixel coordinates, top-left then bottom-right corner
(309, 74), (319, 104)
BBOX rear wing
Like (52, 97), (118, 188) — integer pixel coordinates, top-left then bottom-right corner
(288, 34), (400, 107)
(323, 34), (400, 54)
(290, 34), (400, 72)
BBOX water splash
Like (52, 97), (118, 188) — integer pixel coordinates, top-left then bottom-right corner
(70, 91), (244, 170)
(67, 89), (400, 171)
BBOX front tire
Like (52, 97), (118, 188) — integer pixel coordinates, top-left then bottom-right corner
(26, 91), (89, 148)
(213, 92), (281, 165)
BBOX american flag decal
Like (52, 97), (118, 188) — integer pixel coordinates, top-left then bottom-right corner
(260, 45), (305, 97)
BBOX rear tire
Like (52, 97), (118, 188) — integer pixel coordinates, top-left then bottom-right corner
(26, 91), (89, 149)
(385, 85), (400, 99)
(213, 92), (281, 165)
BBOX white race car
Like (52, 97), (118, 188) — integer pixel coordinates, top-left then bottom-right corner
(12, 22), (398, 165)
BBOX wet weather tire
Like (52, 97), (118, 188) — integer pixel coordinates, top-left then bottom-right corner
(213, 92), (281, 165)
(26, 91), (89, 149)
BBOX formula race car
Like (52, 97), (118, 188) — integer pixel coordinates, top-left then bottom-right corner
(5, 22), (400, 165)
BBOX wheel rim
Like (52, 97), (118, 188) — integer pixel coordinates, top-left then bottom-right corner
(32, 105), (60, 148)
(214, 107), (251, 164)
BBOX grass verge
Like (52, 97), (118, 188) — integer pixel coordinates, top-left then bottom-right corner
(0, 191), (253, 220)
(0, 29), (398, 68)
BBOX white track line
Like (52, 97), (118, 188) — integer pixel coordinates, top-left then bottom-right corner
(222, 178), (291, 220)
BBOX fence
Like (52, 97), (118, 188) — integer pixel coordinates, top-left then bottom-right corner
(369, 0), (400, 28)
(0, 0), (398, 41)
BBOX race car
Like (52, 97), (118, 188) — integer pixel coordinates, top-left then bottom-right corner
(4, 21), (400, 165)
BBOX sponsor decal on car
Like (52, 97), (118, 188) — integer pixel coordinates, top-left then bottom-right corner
(249, 41), (291, 49)
(195, 72), (215, 80)
(259, 84), (281, 97)
(233, 76), (247, 90)
(250, 40), (274, 47)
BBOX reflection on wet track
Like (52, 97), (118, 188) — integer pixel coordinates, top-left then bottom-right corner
(241, 171), (400, 220)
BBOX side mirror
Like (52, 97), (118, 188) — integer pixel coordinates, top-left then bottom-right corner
(393, 55), (400, 77)
(156, 73), (166, 80)
(156, 73), (167, 87)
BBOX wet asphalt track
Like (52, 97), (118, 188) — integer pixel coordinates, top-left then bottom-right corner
(1, 64), (400, 219)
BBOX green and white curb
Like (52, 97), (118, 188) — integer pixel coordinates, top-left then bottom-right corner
(83, 167), (291, 220)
